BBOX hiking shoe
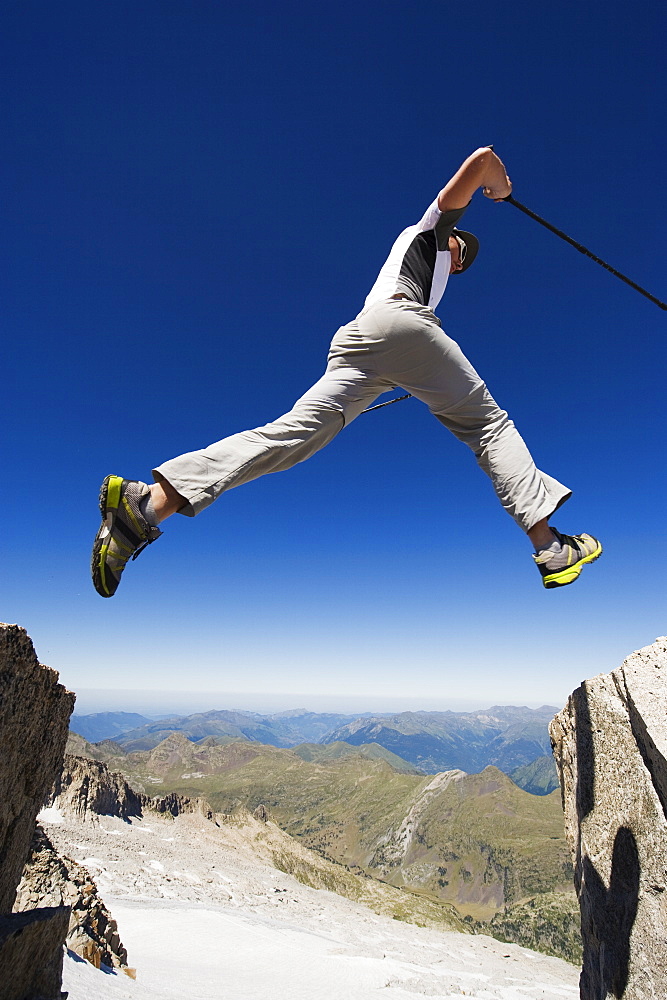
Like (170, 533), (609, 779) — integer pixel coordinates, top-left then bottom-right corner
(533, 528), (602, 589)
(91, 476), (162, 597)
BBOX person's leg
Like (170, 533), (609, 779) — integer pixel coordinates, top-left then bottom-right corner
(430, 381), (572, 532)
(526, 518), (554, 549)
(426, 380), (602, 588)
(151, 478), (186, 521)
(360, 299), (601, 587)
(358, 298), (571, 531)
(152, 363), (386, 519)
(91, 346), (387, 596)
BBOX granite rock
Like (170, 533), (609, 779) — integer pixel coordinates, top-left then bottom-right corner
(0, 907), (69, 1000)
(53, 755), (143, 822)
(550, 637), (667, 999)
(53, 753), (214, 822)
(0, 625), (75, 912)
(0, 623), (75, 1000)
(15, 824), (131, 974)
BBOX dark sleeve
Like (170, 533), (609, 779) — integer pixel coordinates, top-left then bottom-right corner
(433, 205), (468, 250)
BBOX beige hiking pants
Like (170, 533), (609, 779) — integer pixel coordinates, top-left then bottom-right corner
(154, 298), (571, 531)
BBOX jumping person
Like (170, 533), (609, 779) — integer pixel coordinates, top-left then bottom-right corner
(91, 146), (602, 597)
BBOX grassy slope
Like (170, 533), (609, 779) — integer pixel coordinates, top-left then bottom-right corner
(509, 755), (560, 795)
(480, 891), (581, 964)
(370, 768), (572, 920)
(292, 741), (424, 774)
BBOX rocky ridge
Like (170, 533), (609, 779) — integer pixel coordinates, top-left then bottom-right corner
(54, 753), (214, 823)
(0, 622), (74, 1000)
(550, 636), (667, 999)
(370, 769), (467, 868)
(15, 824), (132, 975)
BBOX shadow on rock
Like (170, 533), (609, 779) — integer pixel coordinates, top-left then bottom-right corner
(580, 826), (640, 998)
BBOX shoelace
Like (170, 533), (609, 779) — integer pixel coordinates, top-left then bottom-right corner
(131, 540), (151, 561)
(131, 525), (162, 561)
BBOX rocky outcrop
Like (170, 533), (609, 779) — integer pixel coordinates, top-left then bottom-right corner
(254, 803), (269, 822)
(53, 754), (214, 822)
(54, 756), (143, 821)
(0, 623), (75, 1000)
(2, 652), (213, 990)
(0, 626), (75, 910)
(550, 637), (667, 999)
(149, 789), (214, 819)
(15, 825), (133, 976)
(0, 908), (70, 1000)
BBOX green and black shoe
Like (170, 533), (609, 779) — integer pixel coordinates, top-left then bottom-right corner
(91, 475), (162, 597)
(533, 528), (602, 589)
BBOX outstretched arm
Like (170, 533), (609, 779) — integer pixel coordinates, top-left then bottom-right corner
(437, 147), (512, 211)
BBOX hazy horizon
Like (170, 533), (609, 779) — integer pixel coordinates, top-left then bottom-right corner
(71, 686), (561, 719)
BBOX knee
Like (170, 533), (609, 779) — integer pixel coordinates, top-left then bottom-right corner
(281, 402), (345, 437)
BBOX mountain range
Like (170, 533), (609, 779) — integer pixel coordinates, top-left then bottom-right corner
(70, 705), (560, 792)
(322, 706), (558, 774)
(70, 709), (364, 750)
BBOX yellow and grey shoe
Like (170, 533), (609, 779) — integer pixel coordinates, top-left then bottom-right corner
(533, 528), (602, 589)
(91, 475), (162, 597)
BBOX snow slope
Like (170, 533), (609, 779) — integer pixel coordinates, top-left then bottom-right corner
(41, 808), (579, 1000)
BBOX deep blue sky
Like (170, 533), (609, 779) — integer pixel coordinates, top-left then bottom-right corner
(2, 0), (665, 712)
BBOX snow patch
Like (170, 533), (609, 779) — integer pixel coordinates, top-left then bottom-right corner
(50, 799), (579, 1000)
(37, 806), (64, 825)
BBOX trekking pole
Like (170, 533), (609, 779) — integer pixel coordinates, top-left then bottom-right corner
(361, 392), (412, 414)
(503, 194), (667, 311)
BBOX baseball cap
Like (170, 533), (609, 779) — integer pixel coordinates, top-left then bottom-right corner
(451, 228), (479, 275)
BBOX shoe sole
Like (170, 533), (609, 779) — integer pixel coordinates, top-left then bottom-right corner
(91, 475), (124, 598)
(542, 541), (603, 589)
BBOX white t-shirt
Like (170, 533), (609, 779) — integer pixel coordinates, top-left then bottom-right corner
(364, 201), (466, 311)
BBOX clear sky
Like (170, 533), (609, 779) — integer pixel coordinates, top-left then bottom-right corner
(1, 0), (665, 714)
